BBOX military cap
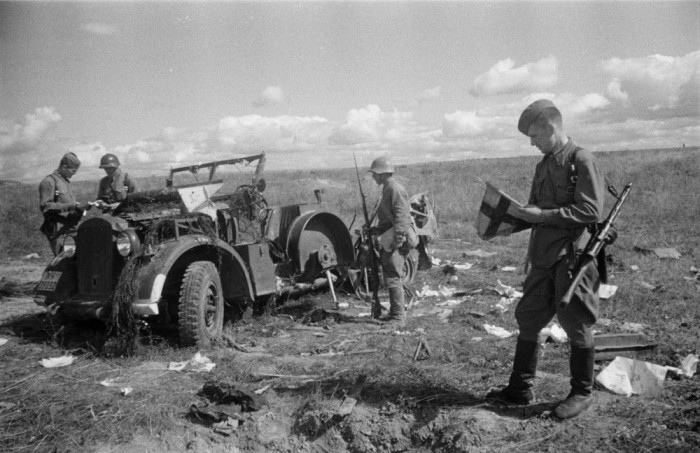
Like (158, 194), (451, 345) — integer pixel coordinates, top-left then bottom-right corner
(517, 99), (560, 135)
(60, 152), (81, 168)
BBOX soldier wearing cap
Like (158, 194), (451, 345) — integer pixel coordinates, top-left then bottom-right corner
(368, 157), (418, 327)
(38, 152), (91, 256)
(486, 99), (606, 420)
(96, 153), (137, 207)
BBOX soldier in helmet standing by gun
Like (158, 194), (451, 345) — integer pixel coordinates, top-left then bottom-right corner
(95, 153), (137, 210)
(39, 152), (91, 256)
(368, 157), (418, 328)
(486, 99), (607, 420)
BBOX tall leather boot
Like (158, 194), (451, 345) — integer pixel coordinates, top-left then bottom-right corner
(554, 346), (595, 419)
(385, 281), (406, 327)
(486, 338), (539, 405)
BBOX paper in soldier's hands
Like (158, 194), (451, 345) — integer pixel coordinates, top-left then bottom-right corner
(475, 182), (531, 240)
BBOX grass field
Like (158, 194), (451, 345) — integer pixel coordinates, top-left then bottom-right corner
(0, 147), (698, 453)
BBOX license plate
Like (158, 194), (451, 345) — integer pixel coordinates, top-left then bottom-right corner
(36, 271), (62, 292)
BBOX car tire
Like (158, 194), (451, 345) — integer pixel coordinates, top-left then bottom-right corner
(178, 261), (224, 347)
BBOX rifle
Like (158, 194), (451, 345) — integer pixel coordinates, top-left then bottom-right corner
(560, 183), (632, 308)
(353, 153), (383, 319)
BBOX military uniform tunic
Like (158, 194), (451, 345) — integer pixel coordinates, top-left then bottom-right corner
(97, 168), (136, 204)
(515, 139), (606, 347)
(38, 170), (82, 255)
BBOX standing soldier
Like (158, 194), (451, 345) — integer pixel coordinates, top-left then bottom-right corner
(369, 157), (418, 328)
(96, 153), (137, 207)
(38, 152), (90, 256)
(486, 99), (607, 420)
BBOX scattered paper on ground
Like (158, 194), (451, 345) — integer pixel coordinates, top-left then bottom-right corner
(463, 249), (497, 258)
(483, 324), (515, 338)
(598, 284), (618, 299)
(436, 299), (463, 307)
(595, 356), (668, 397)
(168, 352), (216, 372)
(541, 323), (568, 343)
(620, 322), (647, 333)
(40, 355), (75, 368)
(637, 280), (657, 291)
(652, 248), (681, 259)
(0, 338), (8, 347)
(500, 266), (517, 272)
(678, 354), (699, 377)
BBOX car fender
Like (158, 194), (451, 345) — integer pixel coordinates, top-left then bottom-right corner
(135, 235), (255, 304)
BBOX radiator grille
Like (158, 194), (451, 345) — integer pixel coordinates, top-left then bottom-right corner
(77, 218), (114, 296)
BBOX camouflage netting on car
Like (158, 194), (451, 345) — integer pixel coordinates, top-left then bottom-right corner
(107, 213), (220, 356)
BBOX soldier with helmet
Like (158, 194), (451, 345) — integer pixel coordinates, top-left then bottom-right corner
(96, 153), (136, 208)
(38, 152), (92, 256)
(368, 156), (418, 328)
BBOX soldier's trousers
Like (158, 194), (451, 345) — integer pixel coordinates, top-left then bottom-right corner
(515, 254), (600, 348)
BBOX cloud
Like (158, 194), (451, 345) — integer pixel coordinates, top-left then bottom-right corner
(416, 86), (442, 104)
(82, 23), (119, 35)
(471, 56), (558, 97)
(600, 51), (700, 119)
(0, 107), (61, 157)
(253, 86), (285, 107)
(329, 105), (414, 145)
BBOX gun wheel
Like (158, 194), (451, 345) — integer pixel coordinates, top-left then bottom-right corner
(349, 253), (416, 302)
(178, 261), (224, 347)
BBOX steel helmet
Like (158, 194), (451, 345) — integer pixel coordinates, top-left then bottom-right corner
(368, 157), (394, 174)
(99, 153), (120, 169)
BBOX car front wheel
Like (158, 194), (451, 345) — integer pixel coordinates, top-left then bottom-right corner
(178, 261), (224, 347)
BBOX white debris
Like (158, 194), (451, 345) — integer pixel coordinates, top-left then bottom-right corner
(598, 284), (618, 299)
(417, 285), (439, 298)
(0, 338), (8, 347)
(500, 266), (517, 272)
(676, 354), (699, 377)
(120, 387), (133, 396)
(630, 265), (640, 272)
(463, 249), (497, 258)
(438, 285), (456, 298)
(471, 337), (483, 342)
(595, 356), (669, 397)
(620, 322), (647, 333)
(437, 309), (453, 323)
(483, 324), (515, 339)
(40, 355), (75, 368)
(541, 323), (568, 343)
(168, 352), (216, 372)
(436, 299), (463, 307)
(99, 379), (118, 387)
(453, 263), (473, 271)
(652, 248), (681, 259)
(254, 384), (271, 395)
(23, 253), (40, 260)
(495, 280), (523, 299)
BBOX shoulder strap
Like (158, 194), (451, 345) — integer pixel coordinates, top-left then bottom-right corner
(565, 146), (582, 204)
(48, 173), (61, 202)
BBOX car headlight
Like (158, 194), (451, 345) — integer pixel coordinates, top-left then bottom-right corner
(63, 236), (76, 257)
(116, 229), (140, 257)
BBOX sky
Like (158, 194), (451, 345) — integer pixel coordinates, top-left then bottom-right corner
(1, 1), (698, 183)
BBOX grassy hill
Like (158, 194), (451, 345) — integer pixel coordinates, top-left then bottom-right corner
(2, 147), (698, 260)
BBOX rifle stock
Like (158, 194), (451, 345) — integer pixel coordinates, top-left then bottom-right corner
(353, 154), (383, 319)
(560, 183), (632, 308)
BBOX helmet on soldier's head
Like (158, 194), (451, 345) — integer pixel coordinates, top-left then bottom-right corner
(369, 157), (394, 174)
(99, 153), (120, 169)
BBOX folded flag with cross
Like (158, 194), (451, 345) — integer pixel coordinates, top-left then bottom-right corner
(475, 182), (531, 240)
